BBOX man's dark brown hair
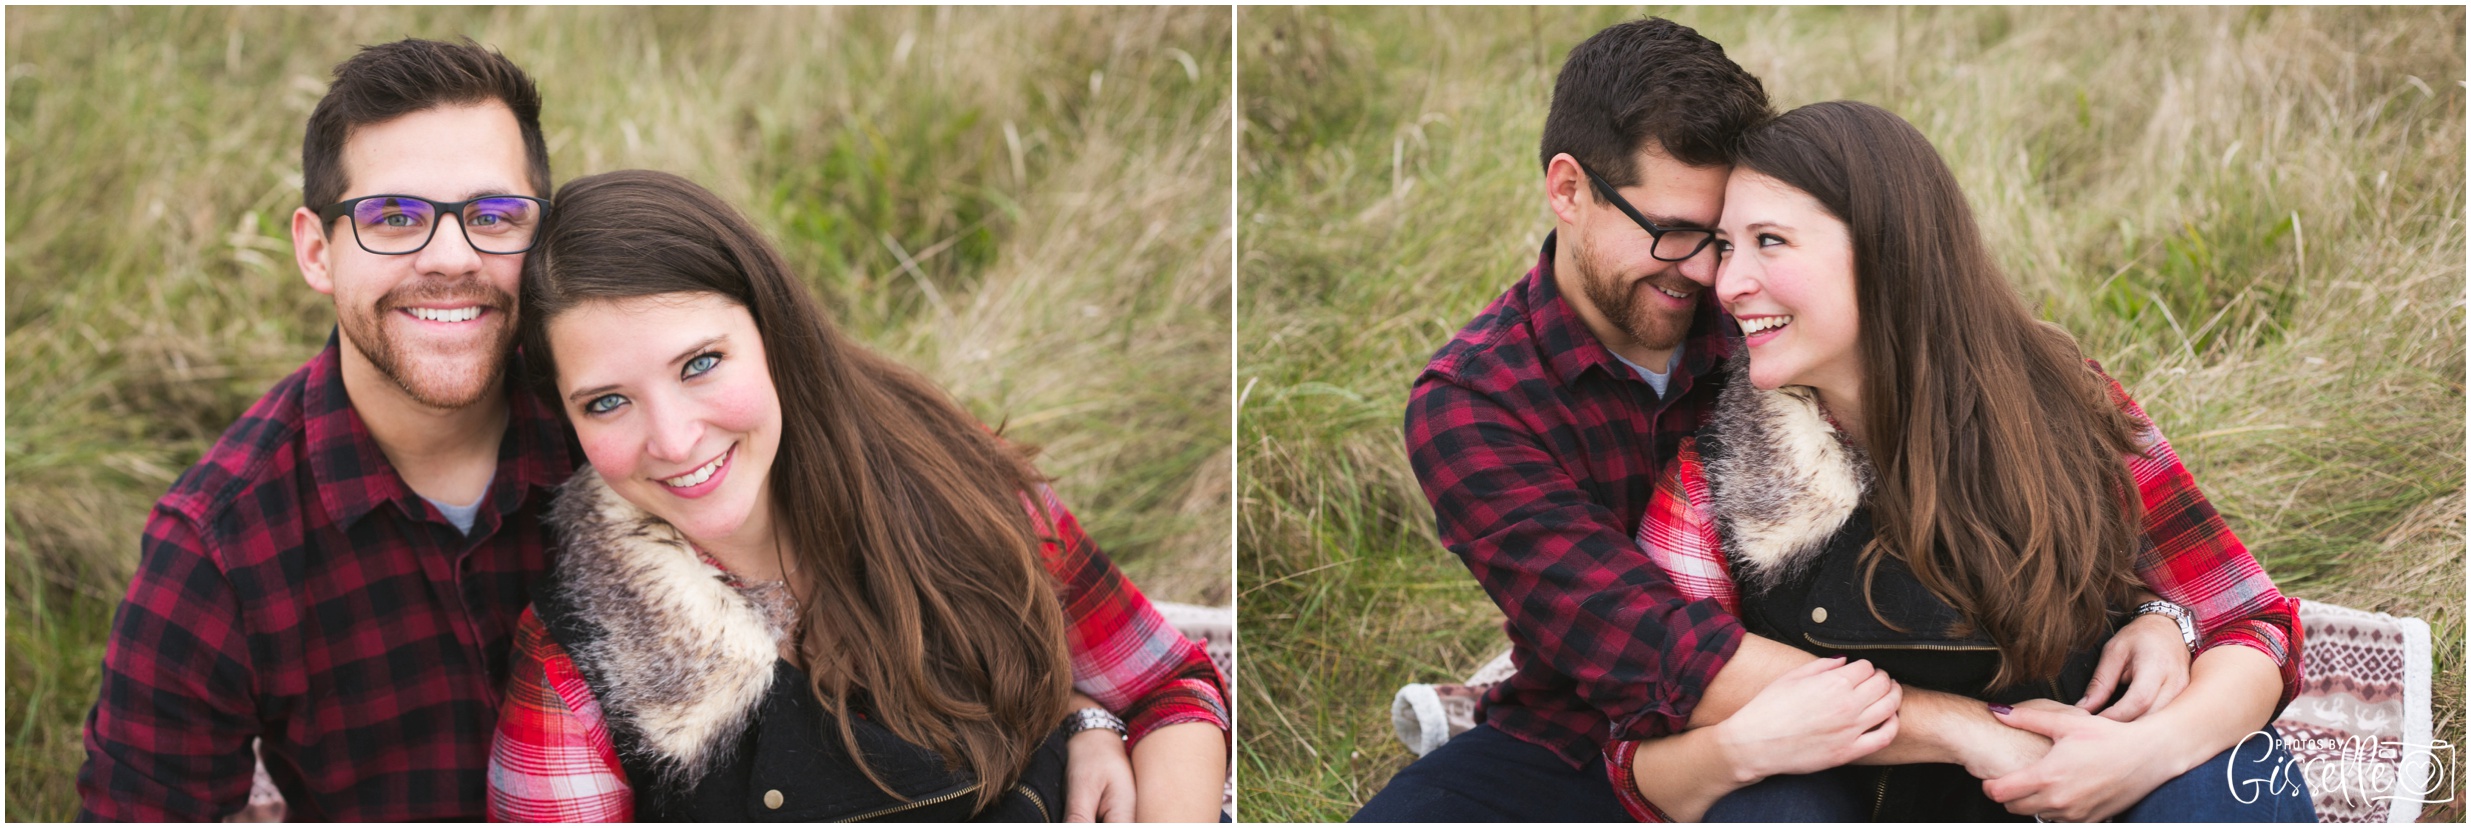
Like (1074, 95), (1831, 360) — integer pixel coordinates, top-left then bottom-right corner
(1539, 17), (1771, 184)
(301, 37), (550, 211)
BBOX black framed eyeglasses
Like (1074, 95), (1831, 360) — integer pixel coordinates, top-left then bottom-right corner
(1579, 164), (1718, 263)
(313, 194), (549, 255)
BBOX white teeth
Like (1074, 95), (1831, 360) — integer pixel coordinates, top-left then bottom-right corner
(1742, 316), (1793, 335)
(661, 452), (726, 488)
(1655, 285), (1692, 299)
(407, 307), (482, 323)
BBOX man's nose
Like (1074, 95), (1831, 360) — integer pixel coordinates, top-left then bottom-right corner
(413, 213), (486, 275)
(1676, 244), (1721, 287)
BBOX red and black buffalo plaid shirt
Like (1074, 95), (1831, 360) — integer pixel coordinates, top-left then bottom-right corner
(77, 332), (578, 821)
(1404, 233), (1747, 770)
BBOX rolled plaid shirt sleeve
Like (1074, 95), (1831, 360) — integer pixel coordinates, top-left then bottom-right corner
(1406, 377), (1744, 744)
(486, 608), (631, 822)
(77, 509), (260, 822)
(2104, 371), (2304, 712)
(1039, 488), (1229, 745)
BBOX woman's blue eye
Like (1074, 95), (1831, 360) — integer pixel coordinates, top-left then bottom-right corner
(585, 394), (626, 415)
(684, 353), (721, 377)
(1758, 233), (1786, 248)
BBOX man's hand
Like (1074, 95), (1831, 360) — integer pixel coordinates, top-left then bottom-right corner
(2076, 612), (2191, 722)
(1981, 700), (2175, 822)
(1710, 657), (1902, 782)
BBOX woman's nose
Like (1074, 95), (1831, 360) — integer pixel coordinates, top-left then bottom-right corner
(642, 397), (703, 464)
(1716, 253), (1760, 306)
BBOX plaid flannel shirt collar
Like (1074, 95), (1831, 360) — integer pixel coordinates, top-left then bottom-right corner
(304, 328), (576, 531)
(1527, 231), (1740, 395)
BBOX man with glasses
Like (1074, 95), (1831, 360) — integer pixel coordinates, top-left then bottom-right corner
(1375, 18), (2206, 823)
(77, 39), (574, 820)
(1374, 17), (1796, 820)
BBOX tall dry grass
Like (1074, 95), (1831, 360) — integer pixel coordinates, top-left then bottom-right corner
(5, 7), (1230, 819)
(1239, 7), (2463, 821)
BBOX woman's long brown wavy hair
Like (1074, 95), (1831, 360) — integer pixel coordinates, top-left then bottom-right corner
(1735, 102), (2148, 688)
(518, 170), (1071, 810)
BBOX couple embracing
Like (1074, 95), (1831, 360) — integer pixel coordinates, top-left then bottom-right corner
(77, 38), (1227, 822)
(1368, 18), (2312, 823)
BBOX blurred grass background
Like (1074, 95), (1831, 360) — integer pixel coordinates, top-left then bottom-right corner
(5, 7), (1230, 819)
(1239, 6), (2462, 821)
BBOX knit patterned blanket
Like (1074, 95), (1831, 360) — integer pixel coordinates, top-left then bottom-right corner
(1392, 598), (2443, 823)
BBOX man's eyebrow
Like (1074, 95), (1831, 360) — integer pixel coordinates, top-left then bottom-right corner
(1645, 213), (1715, 231)
(456, 185), (526, 201)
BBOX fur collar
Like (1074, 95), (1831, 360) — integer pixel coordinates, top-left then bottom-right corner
(542, 469), (788, 791)
(1702, 355), (1875, 591)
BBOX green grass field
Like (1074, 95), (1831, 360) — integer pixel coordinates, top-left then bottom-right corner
(4, 7), (1230, 820)
(1239, 7), (2463, 821)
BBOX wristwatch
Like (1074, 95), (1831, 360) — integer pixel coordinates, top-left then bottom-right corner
(2135, 599), (2198, 653)
(1064, 706), (1127, 739)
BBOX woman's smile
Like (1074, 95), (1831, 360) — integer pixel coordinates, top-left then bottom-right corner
(657, 443), (735, 497)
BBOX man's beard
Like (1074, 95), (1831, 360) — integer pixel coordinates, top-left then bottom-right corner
(336, 279), (518, 409)
(1573, 233), (1695, 354)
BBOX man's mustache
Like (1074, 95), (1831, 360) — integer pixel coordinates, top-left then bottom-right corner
(377, 281), (515, 314)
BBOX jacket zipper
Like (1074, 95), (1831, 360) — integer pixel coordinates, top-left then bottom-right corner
(1803, 632), (1997, 652)
(1014, 783), (1052, 821)
(832, 783), (977, 822)
(1870, 766), (1892, 820)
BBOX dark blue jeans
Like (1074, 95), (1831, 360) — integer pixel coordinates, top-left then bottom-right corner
(1352, 725), (1631, 822)
(1704, 727), (2318, 822)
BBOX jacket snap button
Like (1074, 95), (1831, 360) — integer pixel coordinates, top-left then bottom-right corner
(1810, 606), (1828, 624)
(764, 789), (784, 810)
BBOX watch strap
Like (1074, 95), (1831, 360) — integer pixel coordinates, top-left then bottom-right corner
(2135, 599), (2199, 652)
(1064, 706), (1127, 738)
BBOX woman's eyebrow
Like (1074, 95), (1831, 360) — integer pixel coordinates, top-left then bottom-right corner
(565, 382), (618, 405)
(668, 335), (726, 365)
(564, 335), (731, 404)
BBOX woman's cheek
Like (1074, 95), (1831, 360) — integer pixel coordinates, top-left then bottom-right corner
(699, 383), (775, 434)
(575, 422), (642, 479)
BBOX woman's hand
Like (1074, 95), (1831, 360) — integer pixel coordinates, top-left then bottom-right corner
(2076, 612), (2191, 722)
(1980, 700), (2171, 822)
(1062, 694), (1135, 822)
(1711, 656), (1902, 782)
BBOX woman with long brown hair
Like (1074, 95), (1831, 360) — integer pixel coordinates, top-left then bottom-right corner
(484, 170), (1227, 821)
(1617, 102), (2309, 822)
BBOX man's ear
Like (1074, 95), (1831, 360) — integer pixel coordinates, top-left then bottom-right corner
(292, 206), (336, 296)
(1544, 152), (1591, 227)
